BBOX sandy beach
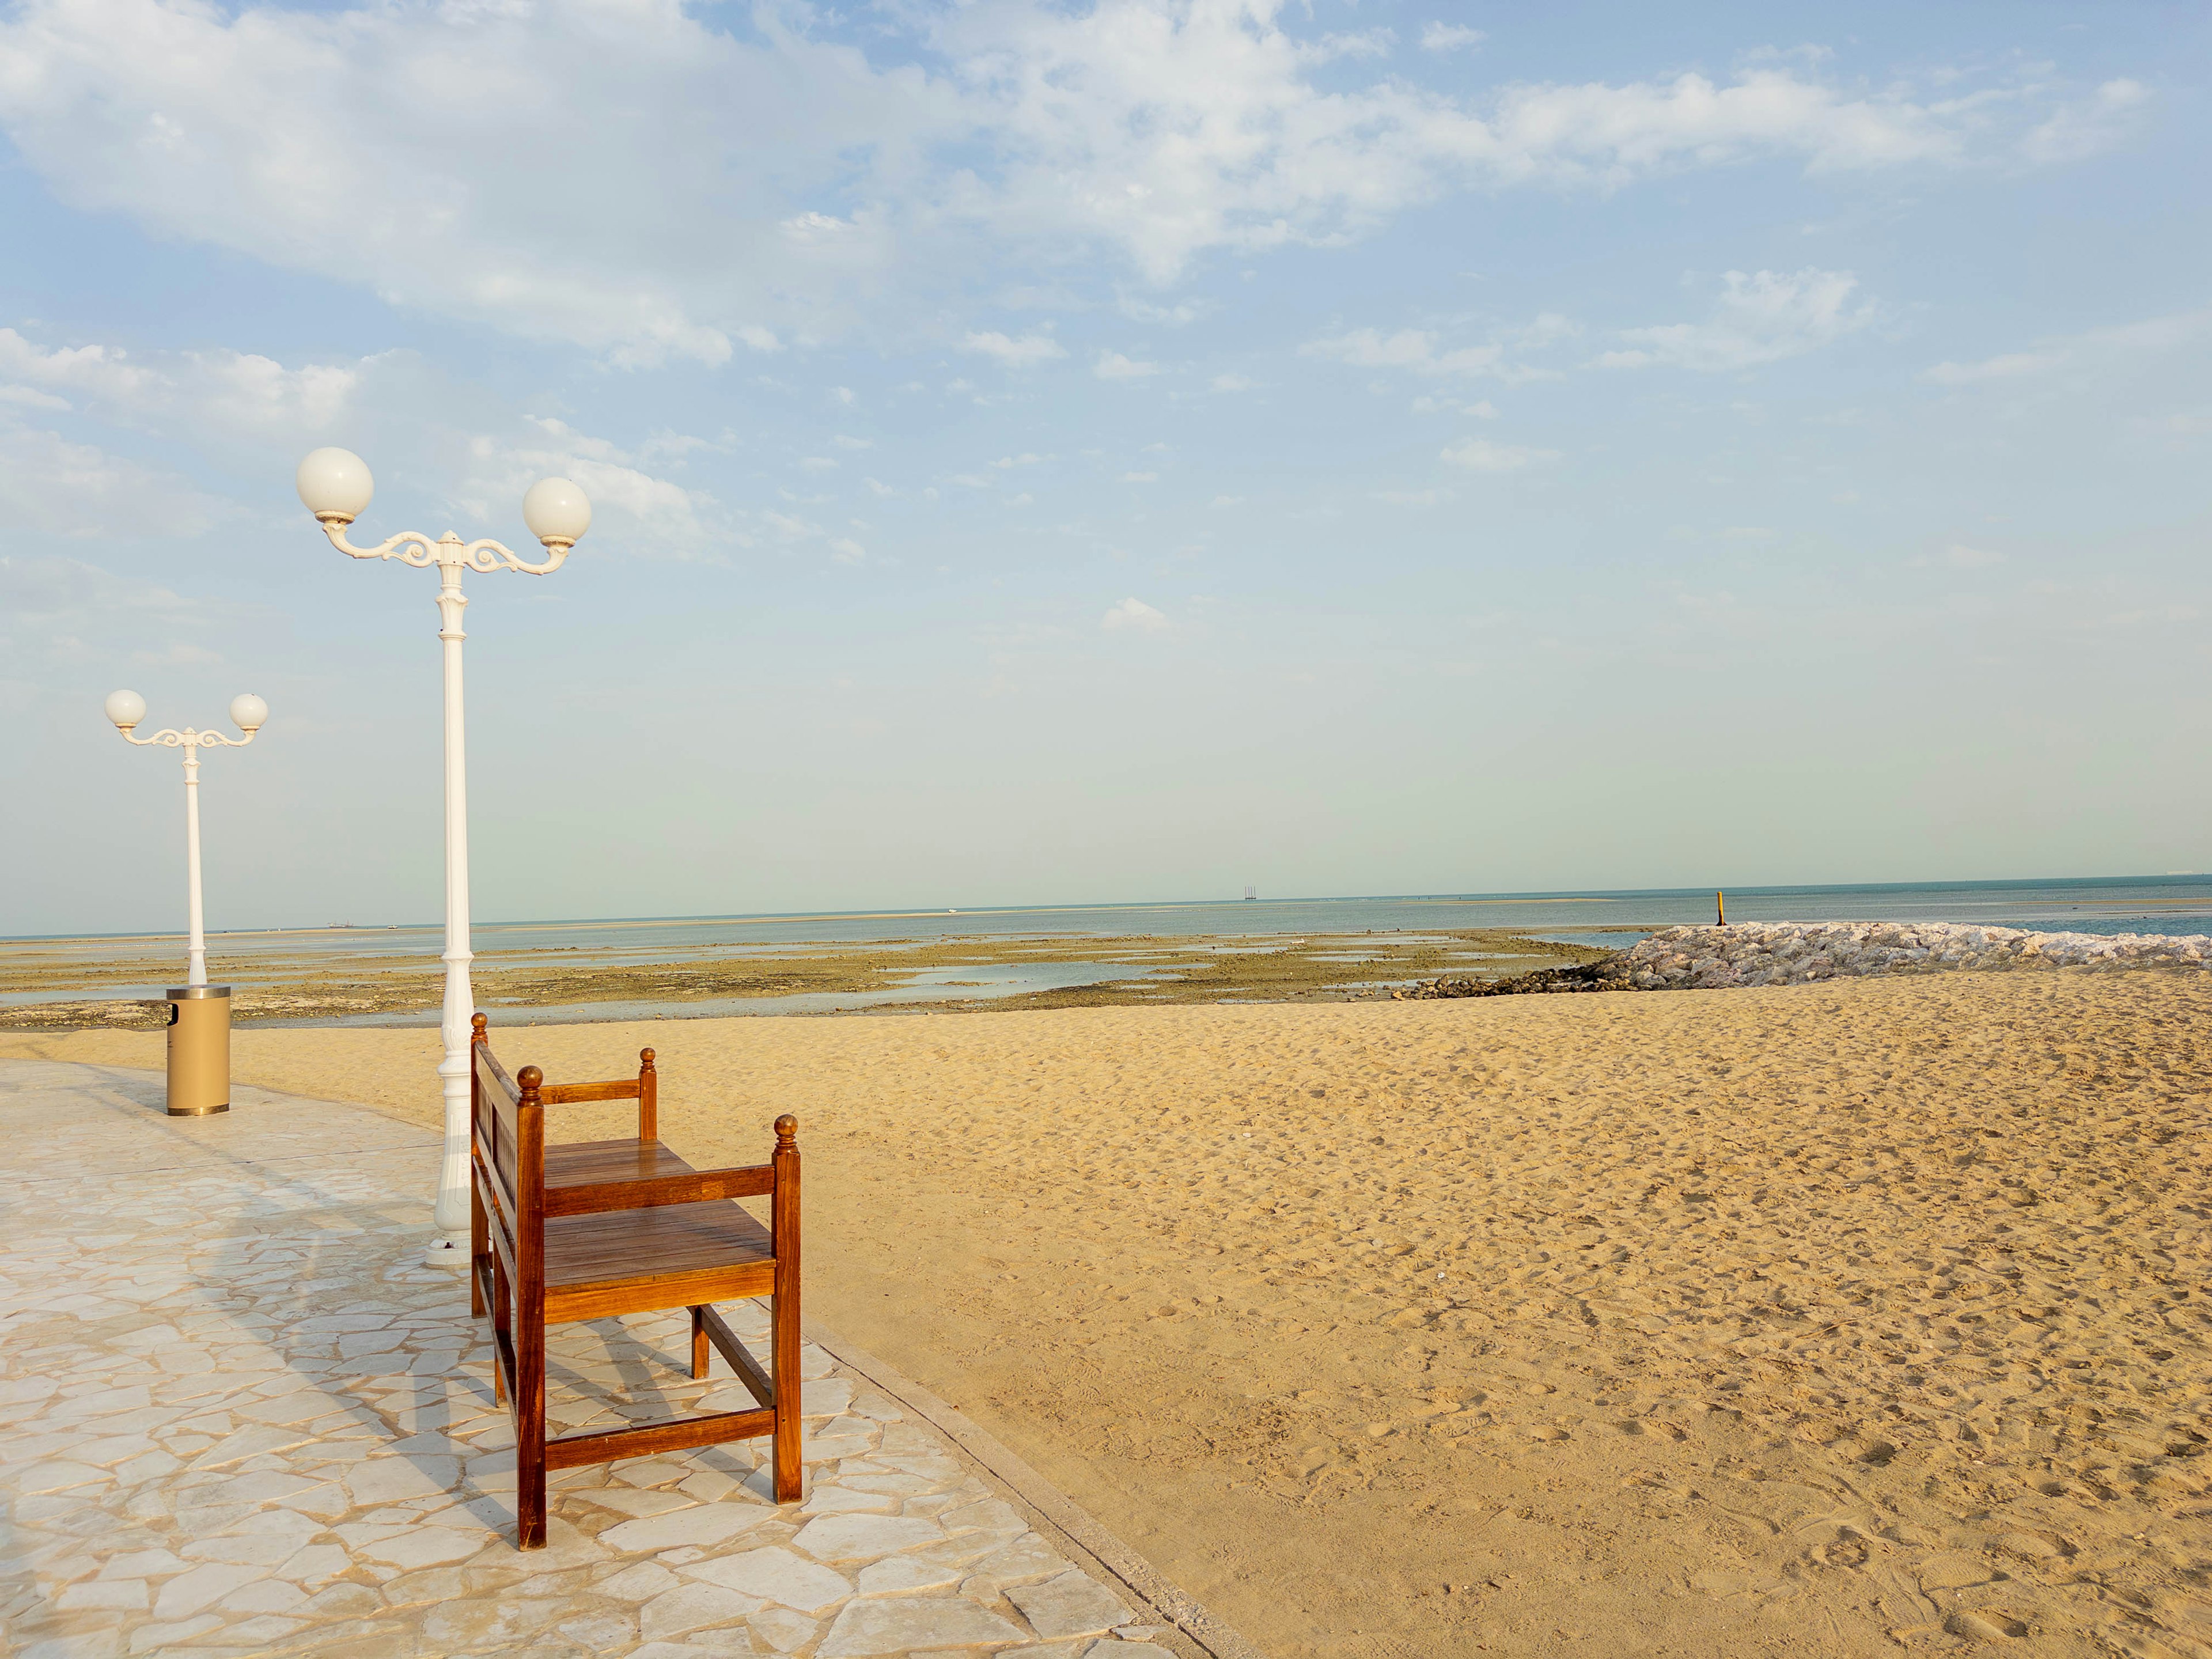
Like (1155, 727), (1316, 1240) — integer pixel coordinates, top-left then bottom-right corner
(9, 969), (2208, 1656)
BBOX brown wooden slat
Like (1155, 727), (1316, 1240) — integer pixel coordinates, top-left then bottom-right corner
(544, 1199), (771, 1286)
(492, 1320), (518, 1402)
(699, 1305), (775, 1408)
(487, 1199), (521, 1286)
(474, 1135), (518, 1232)
(543, 1406), (775, 1471)
(547, 1261), (776, 1325)
(472, 1255), (498, 1322)
(545, 1166), (776, 1218)
(475, 1046), (518, 1105)
(543, 1138), (698, 1188)
(538, 1080), (641, 1105)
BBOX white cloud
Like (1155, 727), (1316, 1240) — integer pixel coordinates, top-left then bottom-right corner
(1599, 269), (1874, 372)
(2021, 78), (2151, 164)
(1948, 543), (2003, 569)
(1922, 350), (2058, 386)
(1101, 596), (1168, 633)
(0, 552), (255, 683)
(1441, 437), (1559, 472)
(0, 324), (739, 558)
(934, 10), (2002, 285)
(483, 416), (731, 558)
(1096, 351), (1160, 380)
(1210, 373), (1252, 392)
(0, 326), (360, 440)
(830, 537), (868, 565)
(1411, 394), (1499, 416)
(762, 509), (822, 542)
(1310, 328), (1467, 372)
(832, 434), (874, 449)
(1922, 308), (2212, 387)
(1421, 23), (1485, 54)
(1304, 319), (1569, 381)
(0, 0), (2081, 357)
(1120, 470), (1159, 482)
(1119, 295), (1203, 325)
(961, 331), (1067, 368)
(798, 456), (838, 471)
(0, 419), (228, 537)
(1211, 494), (1244, 506)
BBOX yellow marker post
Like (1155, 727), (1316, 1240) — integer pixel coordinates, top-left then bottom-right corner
(1717, 890), (1725, 925)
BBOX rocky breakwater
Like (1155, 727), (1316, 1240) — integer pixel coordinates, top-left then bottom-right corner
(1393, 920), (2212, 999)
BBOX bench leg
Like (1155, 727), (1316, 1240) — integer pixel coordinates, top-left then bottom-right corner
(515, 1314), (547, 1549)
(771, 1289), (801, 1503)
(690, 1306), (710, 1381)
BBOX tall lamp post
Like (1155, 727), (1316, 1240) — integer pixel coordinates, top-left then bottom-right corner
(295, 448), (591, 1267)
(105, 690), (269, 987)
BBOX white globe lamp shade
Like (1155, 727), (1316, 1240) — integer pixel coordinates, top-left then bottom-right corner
(229, 692), (269, 733)
(297, 447), (375, 522)
(105, 688), (147, 732)
(521, 477), (591, 548)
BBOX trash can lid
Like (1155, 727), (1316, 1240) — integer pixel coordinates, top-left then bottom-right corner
(166, 986), (233, 999)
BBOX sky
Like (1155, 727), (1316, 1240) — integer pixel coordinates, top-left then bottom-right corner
(2, 0), (2210, 937)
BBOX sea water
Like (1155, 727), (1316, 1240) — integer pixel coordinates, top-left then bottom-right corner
(7, 873), (2207, 991)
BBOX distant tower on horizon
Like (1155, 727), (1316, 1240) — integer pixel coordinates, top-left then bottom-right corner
(1244, 884), (1257, 902)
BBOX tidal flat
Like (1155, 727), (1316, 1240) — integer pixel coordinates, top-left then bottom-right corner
(0, 926), (1614, 1030)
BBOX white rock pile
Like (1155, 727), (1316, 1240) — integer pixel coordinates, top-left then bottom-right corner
(1615, 921), (2211, 990)
(1395, 919), (2211, 998)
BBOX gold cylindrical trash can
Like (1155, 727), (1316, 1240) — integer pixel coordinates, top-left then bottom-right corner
(166, 986), (232, 1116)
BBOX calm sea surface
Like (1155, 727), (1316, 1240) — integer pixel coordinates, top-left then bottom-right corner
(12, 875), (2210, 974)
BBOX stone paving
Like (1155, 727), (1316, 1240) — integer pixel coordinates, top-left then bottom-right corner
(0, 1060), (1181, 1659)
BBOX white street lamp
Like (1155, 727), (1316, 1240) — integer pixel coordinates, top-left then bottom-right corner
(297, 448), (590, 1267)
(108, 690), (269, 987)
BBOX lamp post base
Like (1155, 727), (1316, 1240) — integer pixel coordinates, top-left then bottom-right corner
(423, 1237), (470, 1269)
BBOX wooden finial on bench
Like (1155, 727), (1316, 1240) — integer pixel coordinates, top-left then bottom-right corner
(518, 1065), (543, 1105)
(775, 1114), (797, 1150)
(472, 1012), (488, 1043)
(638, 1048), (658, 1142)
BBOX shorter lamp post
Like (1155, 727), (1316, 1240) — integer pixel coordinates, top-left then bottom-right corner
(107, 690), (268, 987)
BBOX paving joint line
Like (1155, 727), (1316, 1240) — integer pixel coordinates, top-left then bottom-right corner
(802, 1315), (1268, 1659)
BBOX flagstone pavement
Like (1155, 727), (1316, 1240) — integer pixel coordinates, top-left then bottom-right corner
(0, 1059), (1186, 1659)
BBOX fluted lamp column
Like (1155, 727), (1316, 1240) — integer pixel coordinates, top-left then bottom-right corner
(296, 448), (591, 1266)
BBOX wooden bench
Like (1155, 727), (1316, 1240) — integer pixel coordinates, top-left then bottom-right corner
(468, 1013), (801, 1547)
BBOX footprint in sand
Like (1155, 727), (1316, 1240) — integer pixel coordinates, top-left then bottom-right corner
(1948, 1608), (2030, 1639)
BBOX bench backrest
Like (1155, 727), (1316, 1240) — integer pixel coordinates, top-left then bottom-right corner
(469, 1014), (792, 1294)
(471, 1025), (541, 1287)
